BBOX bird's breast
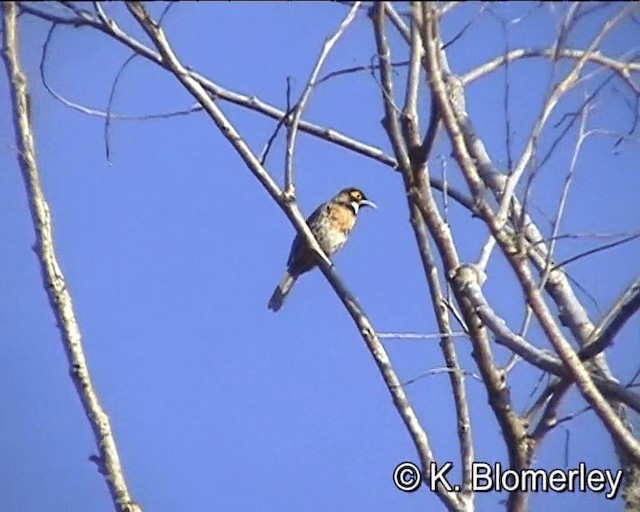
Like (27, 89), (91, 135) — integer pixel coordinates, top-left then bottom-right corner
(318, 229), (348, 256)
(310, 202), (355, 256)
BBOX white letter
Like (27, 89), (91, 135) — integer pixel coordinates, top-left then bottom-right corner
(472, 462), (493, 491)
(500, 469), (520, 492)
(605, 470), (623, 500)
(430, 462), (454, 492)
(520, 469), (547, 492)
(548, 469), (567, 492)
(566, 467), (580, 492)
(587, 470), (605, 493)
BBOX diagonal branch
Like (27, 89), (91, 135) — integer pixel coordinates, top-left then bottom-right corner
(464, 280), (640, 413)
(284, 2), (360, 195)
(531, 280), (640, 447)
(421, 0), (640, 476)
(497, 5), (636, 228)
(370, 4), (465, 508)
(403, 2), (474, 499)
(579, 277), (640, 362)
(417, 6), (633, 509)
(123, 4), (438, 507)
(462, 47), (640, 94)
(417, 16), (534, 505)
(1, 4), (141, 512)
(20, 2), (479, 215)
(537, 98), (592, 294)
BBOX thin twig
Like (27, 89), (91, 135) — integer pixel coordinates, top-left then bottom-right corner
(39, 22), (200, 123)
(404, 366), (483, 386)
(442, 3), (488, 51)
(105, 53), (138, 164)
(284, 2), (361, 196)
(462, 47), (640, 94)
(537, 98), (593, 292)
(23, 2), (479, 213)
(531, 379), (573, 442)
(317, 59), (409, 85)
(536, 72), (618, 173)
(551, 233), (640, 272)
(497, 6), (636, 229)
(124, 6), (441, 509)
(259, 78), (294, 166)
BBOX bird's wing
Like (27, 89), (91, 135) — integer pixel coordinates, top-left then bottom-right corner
(286, 202), (329, 268)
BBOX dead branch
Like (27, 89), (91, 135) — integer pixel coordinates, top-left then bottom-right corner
(122, 4), (439, 510)
(284, 2), (360, 195)
(1, 3), (141, 512)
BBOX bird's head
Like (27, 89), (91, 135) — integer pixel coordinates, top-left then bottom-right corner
(336, 187), (377, 214)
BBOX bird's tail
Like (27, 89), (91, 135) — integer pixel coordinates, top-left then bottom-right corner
(268, 272), (297, 312)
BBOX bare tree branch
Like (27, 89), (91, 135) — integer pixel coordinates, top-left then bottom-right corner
(498, 5), (636, 228)
(105, 53), (138, 164)
(462, 47), (640, 94)
(422, 0), (640, 474)
(284, 2), (360, 196)
(466, 278), (640, 412)
(407, 2), (475, 500)
(1, 4), (141, 512)
(122, 4), (442, 511)
(537, 98), (592, 293)
(550, 233), (640, 272)
(530, 378), (573, 442)
(371, 4), (464, 509)
(579, 277), (640, 362)
(21, 1), (481, 215)
(12, 1), (640, 508)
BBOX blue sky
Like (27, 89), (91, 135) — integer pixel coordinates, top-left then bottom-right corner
(2, 2), (639, 511)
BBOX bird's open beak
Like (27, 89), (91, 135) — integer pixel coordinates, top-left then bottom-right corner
(360, 199), (377, 209)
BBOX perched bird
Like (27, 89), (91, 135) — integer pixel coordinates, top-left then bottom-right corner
(268, 187), (376, 312)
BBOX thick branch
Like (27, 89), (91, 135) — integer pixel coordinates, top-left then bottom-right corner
(1, 4), (140, 512)
(372, 5), (466, 510)
(579, 277), (640, 361)
(424, 1), (640, 462)
(463, 279), (640, 413)
(421, 0), (640, 496)
(404, 2), (474, 499)
(418, 10), (532, 512)
(124, 3), (438, 504)
(398, 2), (475, 505)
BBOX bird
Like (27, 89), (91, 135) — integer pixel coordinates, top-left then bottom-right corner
(268, 187), (376, 312)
